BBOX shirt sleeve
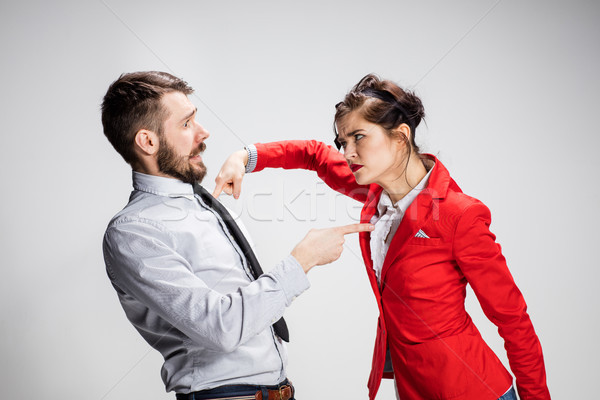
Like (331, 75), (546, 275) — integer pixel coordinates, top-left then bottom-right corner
(245, 144), (258, 173)
(453, 201), (551, 400)
(103, 219), (310, 352)
(251, 140), (370, 203)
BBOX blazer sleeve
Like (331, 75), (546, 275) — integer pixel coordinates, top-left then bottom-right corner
(453, 201), (551, 400)
(253, 140), (369, 203)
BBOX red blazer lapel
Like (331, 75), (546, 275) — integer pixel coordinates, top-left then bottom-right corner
(360, 184), (383, 299)
(379, 193), (434, 285)
(378, 156), (454, 285)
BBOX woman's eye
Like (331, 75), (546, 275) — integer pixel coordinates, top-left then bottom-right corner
(184, 121), (189, 128)
(355, 134), (364, 141)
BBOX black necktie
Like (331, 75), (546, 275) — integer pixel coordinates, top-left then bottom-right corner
(193, 183), (290, 342)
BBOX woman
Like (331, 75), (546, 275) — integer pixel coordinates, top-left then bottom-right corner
(214, 74), (550, 400)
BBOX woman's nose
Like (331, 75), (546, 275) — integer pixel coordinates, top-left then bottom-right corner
(344, 143), (356, 160)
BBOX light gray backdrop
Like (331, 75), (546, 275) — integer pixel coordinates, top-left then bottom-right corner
(1, 0), (598, 398)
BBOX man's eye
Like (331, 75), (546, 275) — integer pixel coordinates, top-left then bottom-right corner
(355, 134), (364, 141)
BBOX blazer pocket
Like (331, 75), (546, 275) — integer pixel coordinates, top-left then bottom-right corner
(407, 236), (443, 246)
(397, 334), (468, 399)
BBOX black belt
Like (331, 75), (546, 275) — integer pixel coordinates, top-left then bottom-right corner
(176, 379), (294, 400)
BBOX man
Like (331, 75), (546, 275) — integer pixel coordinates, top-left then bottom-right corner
(101, 71), (372, 400)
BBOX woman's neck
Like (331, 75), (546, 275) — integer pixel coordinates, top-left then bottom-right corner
(380, 154), (428, 204)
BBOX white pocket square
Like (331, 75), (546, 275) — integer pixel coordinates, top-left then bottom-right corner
(415, 229), (430, 239)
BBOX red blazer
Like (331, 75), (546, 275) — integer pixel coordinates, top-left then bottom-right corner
(254, 140), (550, 400)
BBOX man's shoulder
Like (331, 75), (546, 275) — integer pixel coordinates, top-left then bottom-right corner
(106, 191), (173, 233)
(105, 190), (205, 238)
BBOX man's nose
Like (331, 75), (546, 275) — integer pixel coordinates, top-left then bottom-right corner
(196, 123), (210, 141)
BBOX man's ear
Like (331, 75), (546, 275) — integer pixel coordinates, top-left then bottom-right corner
(134, 129), (159, 156)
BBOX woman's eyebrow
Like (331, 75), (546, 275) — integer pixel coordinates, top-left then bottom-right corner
(339, 129), (365, 141)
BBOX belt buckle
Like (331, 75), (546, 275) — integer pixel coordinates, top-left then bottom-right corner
(279, 384), (292, 400)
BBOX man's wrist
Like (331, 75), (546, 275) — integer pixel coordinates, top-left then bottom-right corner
(271, 255), (311, 303)
(290, 250), (315, 274)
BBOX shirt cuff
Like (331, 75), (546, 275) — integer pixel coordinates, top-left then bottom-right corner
(269, 254), (311, 306)
(245, 144), (258, 173)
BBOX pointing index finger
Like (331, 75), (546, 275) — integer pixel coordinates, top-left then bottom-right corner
(338, 223), (375, 235)
(212, 181), (224, 198)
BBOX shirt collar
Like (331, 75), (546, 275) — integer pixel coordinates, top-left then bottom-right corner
(377, 163), (435, 216)
(132, 171), (196, 200)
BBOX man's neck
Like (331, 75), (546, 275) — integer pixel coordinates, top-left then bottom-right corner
(133, 164), (174, 180)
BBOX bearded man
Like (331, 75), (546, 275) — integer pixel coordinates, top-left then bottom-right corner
(100, 71), (372, 399)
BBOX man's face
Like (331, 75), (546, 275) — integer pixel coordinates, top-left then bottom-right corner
(156, 91), (210, 184)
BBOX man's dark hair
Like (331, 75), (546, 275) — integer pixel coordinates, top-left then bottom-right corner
(101, 71), (194, 166)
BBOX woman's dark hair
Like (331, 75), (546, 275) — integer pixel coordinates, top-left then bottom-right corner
(333, 74), (425, 153)
(101, 71), (194, 166)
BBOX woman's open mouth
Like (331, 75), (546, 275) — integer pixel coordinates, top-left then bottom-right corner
(350, 164), (363, 172)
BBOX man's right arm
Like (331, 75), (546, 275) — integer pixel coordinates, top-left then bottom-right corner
(103, 220), (308, 352)
(103, 219), (373, 350)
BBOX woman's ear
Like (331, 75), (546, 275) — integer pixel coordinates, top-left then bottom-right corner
(134, 129), (159, 156)
(393, 123), (412, 146)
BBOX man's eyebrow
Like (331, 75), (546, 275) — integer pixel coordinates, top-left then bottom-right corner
(180, 107), (197, 123)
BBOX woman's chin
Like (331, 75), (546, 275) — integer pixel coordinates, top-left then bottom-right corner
(354, 173), (370, 186)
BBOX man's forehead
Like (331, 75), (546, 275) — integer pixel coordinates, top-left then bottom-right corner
(161, 91), (195, 117)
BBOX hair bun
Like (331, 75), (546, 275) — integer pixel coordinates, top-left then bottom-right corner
(334, 73), (426, 153)
(402, 90), (425, 127)
(354, 73), (382, 92)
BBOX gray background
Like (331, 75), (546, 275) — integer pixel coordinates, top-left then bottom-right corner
(1, 0), (598, 398)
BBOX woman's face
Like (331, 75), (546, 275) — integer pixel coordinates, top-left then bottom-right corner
(336, 111), (406, 186)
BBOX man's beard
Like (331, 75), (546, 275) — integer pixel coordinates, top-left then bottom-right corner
(157, 138), (207, 184)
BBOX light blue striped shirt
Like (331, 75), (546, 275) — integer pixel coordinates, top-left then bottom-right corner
(103, 171), (310, 393)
